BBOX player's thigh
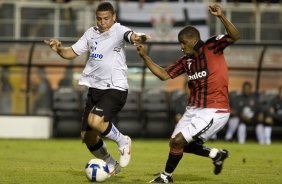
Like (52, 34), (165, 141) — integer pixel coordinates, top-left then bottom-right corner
(81, 88), (127, 130)
(81, 89), (98, 132)
(171, 108), (199, 143)
(93, 89), (128, 122)
(172, 108), (229, 142)
(199, 110), (230, 141)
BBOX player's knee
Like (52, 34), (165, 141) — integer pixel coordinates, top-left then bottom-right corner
(170, 134), (186, 149)
(88, 113), (103, 129)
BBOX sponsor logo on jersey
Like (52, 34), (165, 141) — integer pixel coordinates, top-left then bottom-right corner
(90, 41), (104, 61)
(89, 53), (103, 60)
(188, 70), (207, 80)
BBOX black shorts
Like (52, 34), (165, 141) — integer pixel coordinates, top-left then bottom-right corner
(81, 88), (128, 131)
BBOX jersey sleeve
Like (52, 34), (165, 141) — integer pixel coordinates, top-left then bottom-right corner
(116, 23), (132, 42)
(207, 34), (233, 55)
(165, 57), (186, 79)
(71, 29), (90, 56)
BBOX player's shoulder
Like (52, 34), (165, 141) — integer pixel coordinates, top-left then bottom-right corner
(112, 22), (131, 32)
(175, 55), (189, 64)
(81, 27), (98, 37)
(205, 35), (227, 44)
(111, 22), (123, 30)
(179, 55), (187, 60)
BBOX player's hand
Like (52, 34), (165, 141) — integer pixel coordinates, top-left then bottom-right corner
(209, 4), (223, 17)
(135, 44), (147, 57)
(132, 33), (151, 45)
(44, 39), (62, 52)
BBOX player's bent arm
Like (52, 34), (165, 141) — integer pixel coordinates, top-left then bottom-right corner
(140, 54), (170, 81)
(209, 4), (240, 42)
(136, 44), (170, 80)
(44, 39), (78, 60)
(218, 14), (240, 42)
(56, 46), (78, 60)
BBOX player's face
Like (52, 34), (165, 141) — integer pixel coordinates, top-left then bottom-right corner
(179, 37), (195, 56)
(96, 11), (116, 32)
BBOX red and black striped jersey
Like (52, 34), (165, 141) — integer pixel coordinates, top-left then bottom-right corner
(166, 35), (233, 110)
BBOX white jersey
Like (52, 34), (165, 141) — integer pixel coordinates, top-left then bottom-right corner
(72, 23), (131, 91)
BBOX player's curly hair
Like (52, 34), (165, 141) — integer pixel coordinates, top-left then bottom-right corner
(96, 2), (115, 15)
(178, 26), (201, 41)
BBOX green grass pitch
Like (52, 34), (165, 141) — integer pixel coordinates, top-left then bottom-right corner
(0, 139), (281, 184)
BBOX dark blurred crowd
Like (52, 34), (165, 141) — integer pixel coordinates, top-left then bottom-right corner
(224, 82), (282, 144)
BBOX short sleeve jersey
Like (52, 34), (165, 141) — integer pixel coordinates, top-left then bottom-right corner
(72, 23), (131, 91)
(166, 35), (233, 110)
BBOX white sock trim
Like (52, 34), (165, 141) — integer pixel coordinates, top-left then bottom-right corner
(163, 171), (172, 177)
(209, 148), (219, 158)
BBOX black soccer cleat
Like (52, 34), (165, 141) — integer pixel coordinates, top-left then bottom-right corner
(213, 149), (229, 175)
(149, 173), (173, 183)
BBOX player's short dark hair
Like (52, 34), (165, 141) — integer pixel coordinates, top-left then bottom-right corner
(96, 2), (115, 15)
(178, 26), (200, 42)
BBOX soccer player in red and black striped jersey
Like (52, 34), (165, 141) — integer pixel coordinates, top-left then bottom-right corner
(136, 4), (240, 183)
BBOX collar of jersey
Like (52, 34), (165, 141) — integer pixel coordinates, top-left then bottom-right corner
(193, 40), (205, 51)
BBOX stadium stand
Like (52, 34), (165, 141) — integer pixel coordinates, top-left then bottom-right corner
(117, 91), (143, 138)
(141, 89), (172, 138)
(52, 87), (81, 137)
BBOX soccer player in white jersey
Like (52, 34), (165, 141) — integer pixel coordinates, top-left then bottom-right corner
(45, 2), (149, 175)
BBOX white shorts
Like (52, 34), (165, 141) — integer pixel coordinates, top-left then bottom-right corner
(171, 107), (230, 143)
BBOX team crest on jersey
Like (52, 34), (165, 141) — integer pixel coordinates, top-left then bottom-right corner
(90, 41), (104, 61)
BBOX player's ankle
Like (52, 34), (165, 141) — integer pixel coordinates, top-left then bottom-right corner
(163, 171), (173, 177)
(209, 148), (219, 159)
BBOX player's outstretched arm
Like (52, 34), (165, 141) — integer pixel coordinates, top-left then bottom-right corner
(209, 4), (240, 42)
(44, 39), (78, 60)
(136, 44), (170, 81)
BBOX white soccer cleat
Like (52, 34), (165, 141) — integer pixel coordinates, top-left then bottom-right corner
(108, 161), (121, 176)
(118, 136), (132, 167)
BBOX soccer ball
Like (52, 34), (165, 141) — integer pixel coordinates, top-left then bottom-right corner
(85, 159), (110, 182)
